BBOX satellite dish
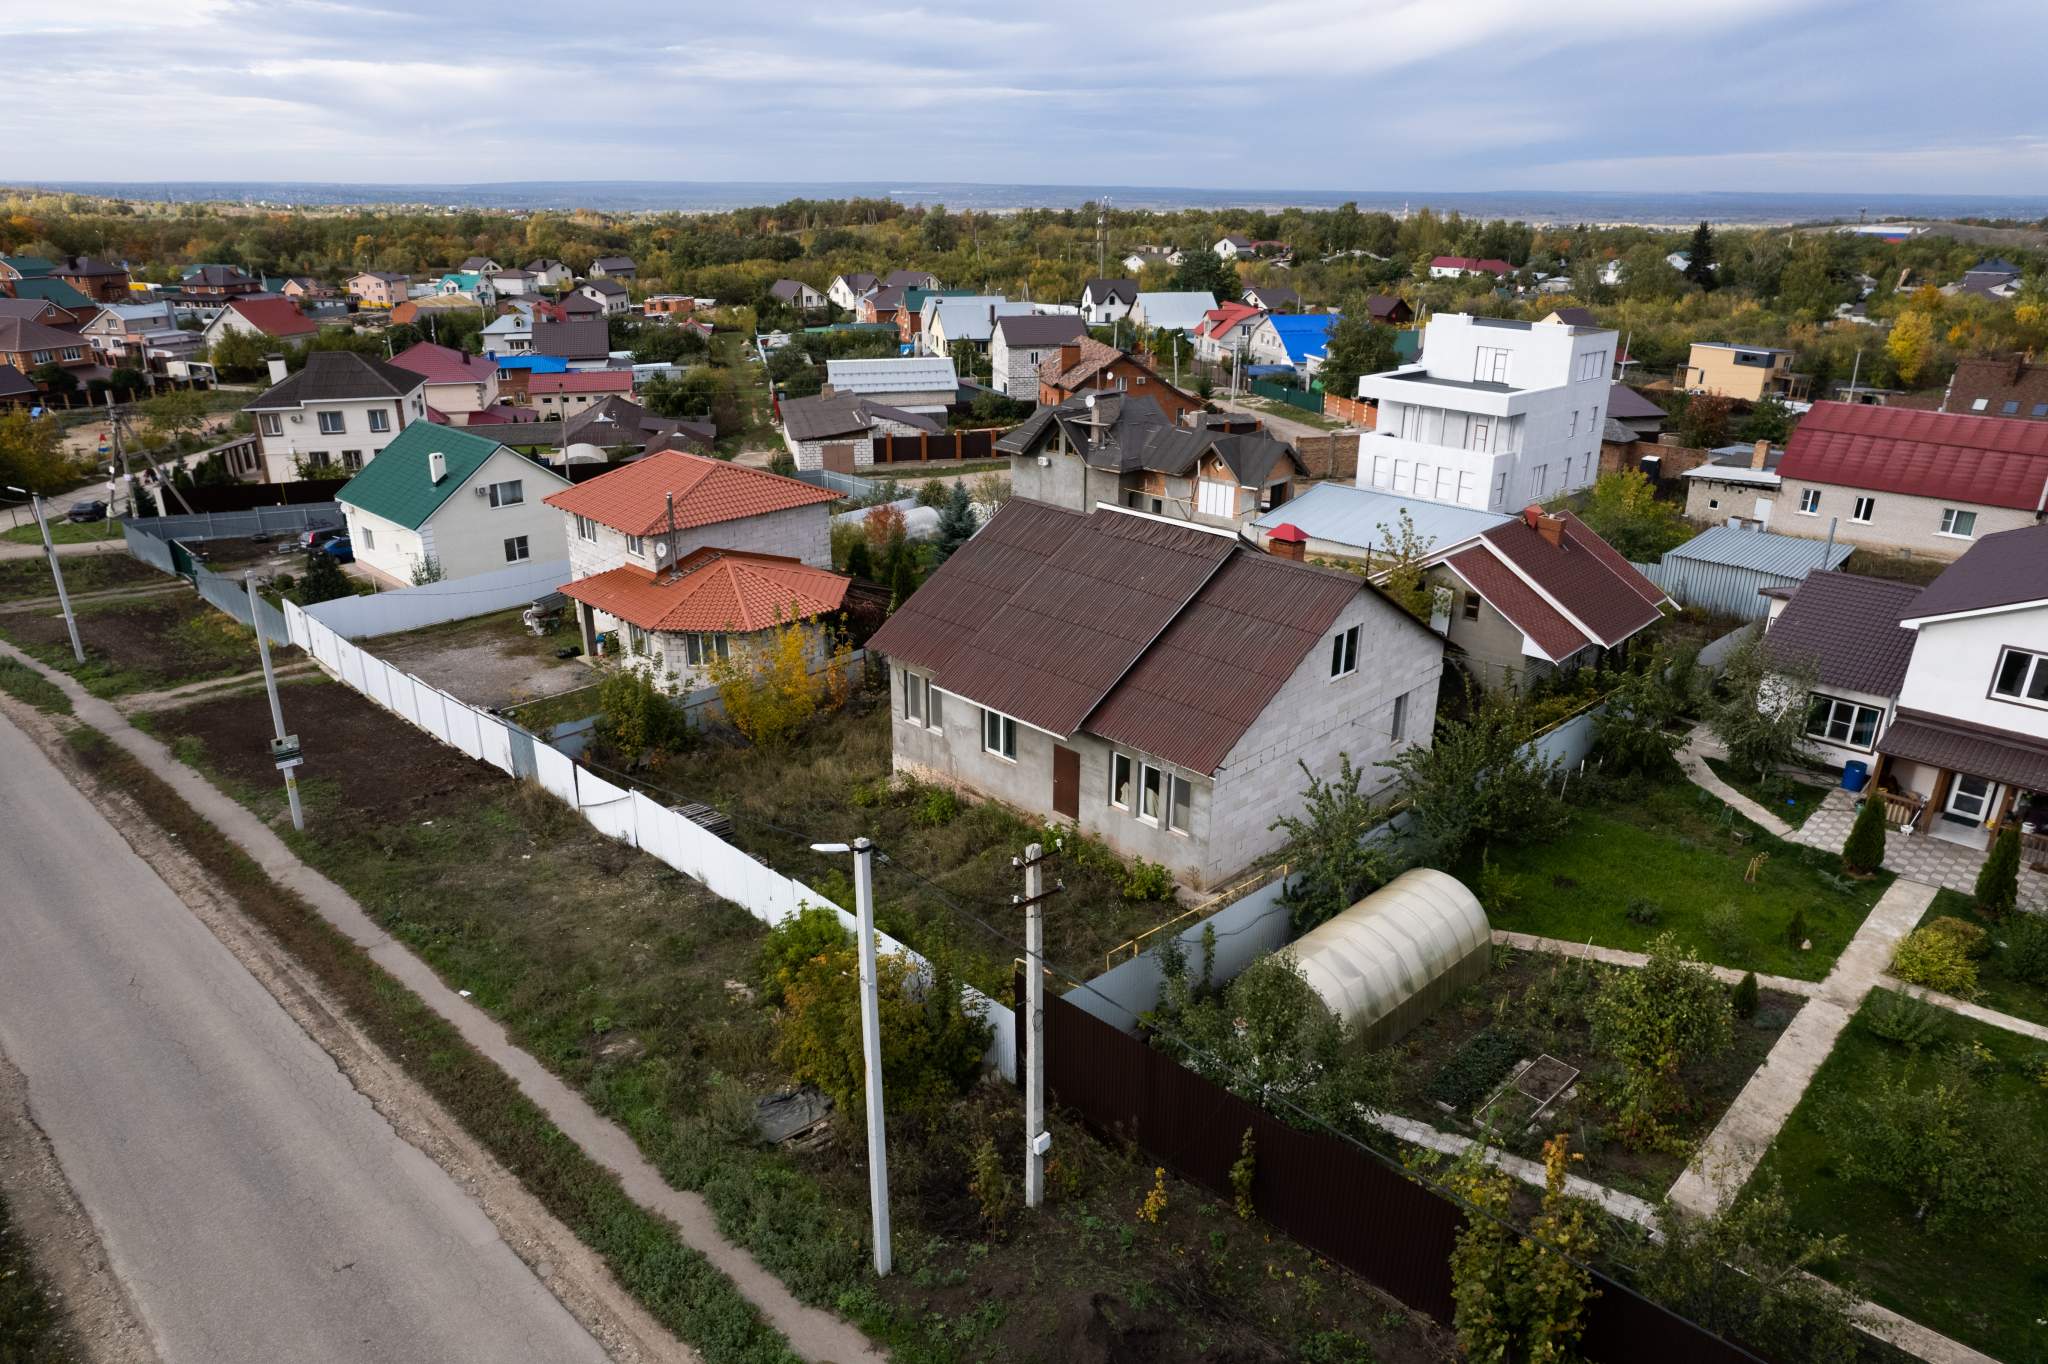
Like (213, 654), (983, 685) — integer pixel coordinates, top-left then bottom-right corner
(654, 542), (669, 559)
(1084, 394), (1096, 409)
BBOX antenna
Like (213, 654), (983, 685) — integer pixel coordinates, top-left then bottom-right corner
(663, 489), (678, 582)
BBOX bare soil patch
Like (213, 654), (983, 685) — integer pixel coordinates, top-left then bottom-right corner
(0, 594), (262, 697)
(369, 608), (589, 710)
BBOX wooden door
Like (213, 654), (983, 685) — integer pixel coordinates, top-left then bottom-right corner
(822, 442), (856, 473)
(1052, 746), (1080, 820)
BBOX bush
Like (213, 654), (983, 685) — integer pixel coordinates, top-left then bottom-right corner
(914, 477), (950, 508)
(1588, 934), (1735, 1150)
(297, 548), (352, 605)
(1120, 857), (1176, 903)
(1732, 971), (1759, 1019)
(1704, 901), (1748, 956)
(594, 666), (690, 758)
(911, 785), (958, 828)
(1625, 896), (1662, 926)
(1862, 989), (1947, 1048)
(1477, 852), (1522, 918)
(774, 945), (990, 1116)
(1786, 906), (1809, 951)
(967, 1135), (1016, 1234)
(1924, 914), (1989, 959)
(1974, 823), (2021, 919)
(1828, 1059), (2027, 1229)
(1841, 793), (1889, 874)
(1269, 754), (1395, 931)
(1890, 925), (1979, 997)
(2001, 912), (2048, 986)
(1379, 695), (1569, 866)
(756, 904), (851, 1006)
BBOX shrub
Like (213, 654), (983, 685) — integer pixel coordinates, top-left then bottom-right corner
(967, 1135), (1016, 1234)
(1785, 907), (1809, 951)
(703, 617), (850, 748)
(1588, 934), (1735, 1150)
(1974, 823), (2021, 920)
(297, 547), (352, 604)
(594, 666), (689, 758)
(1828, 1060), (2027, 1229)
(914, 477), (949, 508)
(911, 785), (959, 828)
(1862, 989), (1947, 1049)
(756, 904), (851, 1006)
(1704, 901), (1748, 957)
(1477, 851), (1522, 918)
(1731, 971), (1759, 1019)
(1446, 1135), (1599, 1364)
(1269, 753), (1395, 931)
(1924, 914), (1989, 959)
(1229, 1128), (1256, 1219)
(773, 945), (990, 1116)
(1624, 896), (1662, 926)
(1120, 857), (1176, 903)
(1380, 696), (1569, 865)
(1890, 925), (1979, 997)
(1841, 794), (1889, 875)
(2001, 912), (2048, 986)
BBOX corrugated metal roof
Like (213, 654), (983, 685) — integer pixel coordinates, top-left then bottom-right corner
(1258, 313), (1337, 364)
(1899, 521), (2048, 621)
(1253, 483), (1509, 556)
(1444, 546), (1590, 662)
(1779, 401), (2048, 511)
(336, 423), (549, 530)
(1663, 524), (1851, 577)
(1764, 571), (1922, 698)
(825, 355), (959, 395)
(1879, 709), (2048, 790)
(1681, 463), (1780, 486)
(1470, 513), (1666, 649)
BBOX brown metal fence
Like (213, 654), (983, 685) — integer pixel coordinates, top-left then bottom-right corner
(1033, 989), (1771, 1364)
(873, 427), (1005, 463)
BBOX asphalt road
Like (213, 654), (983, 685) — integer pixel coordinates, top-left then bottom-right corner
(0, 714), (613, 1364)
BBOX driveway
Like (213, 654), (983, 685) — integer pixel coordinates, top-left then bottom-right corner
(0, 713), (612, 1364)
(1210, 395), (1351, 444)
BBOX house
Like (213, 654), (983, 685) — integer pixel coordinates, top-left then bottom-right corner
(1605, 382), (1667, 440)
(828, 272), (880, 311)
(489, 268), (537, 297)
(386, 342), (502, 423)
(5, 276), (92, 314)
(554, 292), (605, 321)
(1242, 284), (1299, 312)
(1192, 302), (1264, 364)
(1001, 394), (1304, 528)
(1650, 522), (1851, 620)
(642, 295), (700, 318)
(523, 259), (573, 290)
(1081, 277), (1139, 325)
(1682, 443), (1784, 526)
(182, 265), (261, 297)
(779, 392), (939, 470)
(576, 279), (632, 317)
(50, 256), (131, 303)
(857, 285), (905, 323)
(78, 301), (174, 363)
(1037, 338), (1204, 422)
(1214, 235), (1256, 259)
(1356, 312), (1617, 512)
(458, 257), (502, 275)
(921, 296), (1029, 358)
(278, 276), (339, 301)
(1773, 402), (2048, 560)
(530, 318), (613, 371)
(821, 355), (959, 413)
(1121, 248), (1182, 273)
(1128, 291), (1216, 335)
(1942, 354), (2048, 419)
(865, 500), (1446, 889)
(1680, 342), (1807, 402)
(1428, 257), (1513, 280)
(390, 294), (488, 326)
(1364, 295), (1415, 326)
(769, 279), (826, 311)
(1244, 313), (1336, 378)
(881, 269), (941, 291)
(0, 295), (78, 331)
(893, 287), (967, 346)
(0, 315), (90, 382)
(202, 297), (318, 346)
(559, 395), (710, 457)
(1945, 258), (2022, 302)
(335, 422), (570, 586)
(1763, 571), (1925, 775)
(0, 256), (53, 285)
(346, 271), (410, 309)
(530, 369), (634, 418)
(245, 351), (429, 483)
(438, 271), (497, 305)
(480, 312), (533, 357)
(989, 314), (1087, 397)
(588, 256), (637, 281)
(1250, 482), (1509, 567)
(1415, 507), (1669, 690)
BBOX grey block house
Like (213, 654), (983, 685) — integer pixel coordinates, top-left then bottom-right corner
(865, 501), (1445, 889)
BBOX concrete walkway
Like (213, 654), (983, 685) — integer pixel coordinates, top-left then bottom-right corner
(0, 639), (886, 1364)
(1677, 726), (1794, 838)
(1796, 787), (2048, 911)
(1887, 978), (2048, 1044)
(1492, 930), (1823, 998)
(1369, 1113), (1659, 1230)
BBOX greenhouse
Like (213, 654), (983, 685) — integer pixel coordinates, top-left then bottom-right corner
(1288, 868), (1491, 1046)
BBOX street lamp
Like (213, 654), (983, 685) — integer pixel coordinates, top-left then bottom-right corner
(808, 836), (891, 1275)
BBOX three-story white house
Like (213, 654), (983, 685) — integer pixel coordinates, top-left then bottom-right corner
(1355, 313), (1616, 512)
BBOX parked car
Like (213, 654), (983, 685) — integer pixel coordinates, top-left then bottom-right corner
(314, 535), (354, 564)
(65, 499), (108, 523)
(298, 526), (347, 550)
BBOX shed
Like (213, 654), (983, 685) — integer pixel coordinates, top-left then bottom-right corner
(1638, 523), (1852, 621)
(1287, 869), (1490, 1047)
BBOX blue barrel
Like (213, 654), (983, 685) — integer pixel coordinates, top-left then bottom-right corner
(1842, 760), (1870, 792)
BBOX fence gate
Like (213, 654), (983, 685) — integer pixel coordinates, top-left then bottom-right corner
(169, 539), (199, 582)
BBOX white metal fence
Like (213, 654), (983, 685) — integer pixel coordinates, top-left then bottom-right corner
(282, 599), (1015, 1078)
(303, 557), (571, 640)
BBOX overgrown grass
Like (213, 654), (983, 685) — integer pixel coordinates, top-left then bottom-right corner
(0, 657), (72, 715)
(1704, 755), (1835, 827)
(1465, 778), (1892, 979)
(0, 595), (258, 698)
(58, 725), (803, 1364)
(0, 552), (167, 603)
(1749, 988), (2048, 1360)
(0, 519), (123, 547)
(1919, 888), (2048, 1027)
(0, 1187), (76, 1364)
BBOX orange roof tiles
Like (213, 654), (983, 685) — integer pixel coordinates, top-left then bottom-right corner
(542, 448), (839, 537)
(557, 549), (850, 634)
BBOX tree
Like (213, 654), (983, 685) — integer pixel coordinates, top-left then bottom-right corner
(1589, 934), (1735, 1151)
(29, 362), (78, 400)
(1737, 394), (1792, 444)
(702, 615), (847, 748)
(0, 410), (73, 493)
(1841, 793), (1889, 876)
(209, 328), (269, 381)
(1444, 1135), (1600, 1364)
(1709, 632), (1815, 785)
(1886, 309), (1936, 385)
(1380, 696), (1569, 864)
(409, 555), (445, 586)
(140, 389), (212, 449)
(774, 942), (988, 1116)
(1316, 311), (1402, 401)
(1674, 391), (1732, 449)
(594, 666), (690, 758)
(1171, 248), (1238, 298)
(933, 482), (976, 562)
(1575, 469), (1693, 561)
(1826, 1059), (2028, 1229)
(1268, 754), (1396, 931)
(297, 549), (352, 604)
(1683, 221), (1717, 290)
(1617, 243), (1683, 301)
(1974, 822), (2021, 919)
(1592, 653), (1688, 778)
(887, 553), (917, 611)
(1370, 509), (1436, 621)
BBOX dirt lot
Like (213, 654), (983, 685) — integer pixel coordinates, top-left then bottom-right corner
(369, 608), (589, 710)
(186, 534), (306, 575)
(0, 552), (170, 604)
(0, 592), (263, 697)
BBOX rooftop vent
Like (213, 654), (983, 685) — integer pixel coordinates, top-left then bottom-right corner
(428, 450), (447, 484)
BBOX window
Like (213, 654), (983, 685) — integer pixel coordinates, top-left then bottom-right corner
(2033, 403), (2048, 418)
(1329, 624), (1360, 678)
(1197, 480), (1235, 518)
(1567, 408), (1579, 437)
(982, 708), (1017, 761)
(1576, 350), (1607, 381)
(1938, 507), (1977, 538)
(1993, 647), (2048, 706)
(1467, 416), (1491, 452)
(1492, 471), (1508, 506)
(1462, 593), (1481, 622)
(683, 633), (728, 666)
(1473, 346), (1509, 383)
(361, 527), (375, 550)
(1971, 397), (1990, 411)
(503, 535), (529, 562)
(575, 514), (597, 542)
(626, 623), (649, 656)
(29, 349), (51, 364)
(1109, 753), (1133, 809)
(2003, 400), (2021, 415)
(1371, 454), (1390, 488)
(341, 450), (363, 472)
(1168, 773), (1191, 834)
(1798, 489), (1821, 515)
(1138, 764), (1163, 824)
(367, 409), (390, 433)
(625, 535), (645, 556)
(317, 411), (346, 434)
(1804, 694), (1882, 750)
(486, 479), (524, 508)
(903, 669), (924, 724)
(1391, 691), (1409, 741)
(1708, 498), (1720, 510)
(259, 413), (282, 437)
(1851, 495), (1875, 523)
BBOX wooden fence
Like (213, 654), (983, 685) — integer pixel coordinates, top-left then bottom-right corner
(1032, 988), (1773, 1364)
(873, 428), (1005, 463)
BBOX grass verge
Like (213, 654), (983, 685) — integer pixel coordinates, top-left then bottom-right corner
(0, 1187), (75, 1364)
(0, 520), (124, 548)
(57, 723), (803, 1364)
(0, 657), (72, 715)
(1918, 888), (2048, 1027)
(1703, 755), (1834, 828)
(0, 552), (168, 604)
(0, 594), (259, 698)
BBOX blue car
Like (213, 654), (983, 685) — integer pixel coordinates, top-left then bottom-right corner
(314, 535), (354, 564)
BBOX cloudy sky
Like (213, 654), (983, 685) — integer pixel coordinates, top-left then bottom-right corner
(9, 0), (2047, 195)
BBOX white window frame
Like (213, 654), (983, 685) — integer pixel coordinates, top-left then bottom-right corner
(503, 535), (529, 562)
(683, 633), (729, 667)
(1137, 763), (1164, 826)
(361, 526), (375, 551)
(625, 534), (645, 556)
(1109, 752), (1133, 810)
(1798, 489), (1821, 515)
(1329, 624), (1360, 679)
(487, 479), (524, 508)
(1937, 507), (1977, 539)
(317, 410), (346, 434)
(575, 514), (597, 542)
(367, 409), (391, 433)
(1167, 771), (1191, 835)
(259, 413), (282, 437)
(1197, 479), (1235, 518)
(1467, 416), (1491, 452)
(981, 708), (1017, 762)
(1804, 693), (1882, 751)
(1992, 647), (2048, 708)
(1851, 495), (1875, 523)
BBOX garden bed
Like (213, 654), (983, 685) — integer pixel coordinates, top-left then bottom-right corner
(1383, 946), (1801, 1198)
(0, 592), (261, 697)
(1748, 988), (2048, 1361)
(1464, 778), (1892, 980)
(1917, 888), (2048, 1028)
(1703, 755), (1835, 827)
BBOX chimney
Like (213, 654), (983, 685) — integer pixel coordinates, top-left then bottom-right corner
(1057, 341), (1081, 374)
(428, 451), (447, 484)
(265, 353), (287, 384)
(1751, 439), (1771, 470)
(1523, 504), (1564, 547)
(1266, 523), (1307, 561)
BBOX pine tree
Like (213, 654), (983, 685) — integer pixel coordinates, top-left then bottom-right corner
(1732, 971), (1759, 1020)
(934, 482), (977, 562)
(844, 538), (872, 580)
(1974, 822), (2021, 920)
(888, 554), (917, 612)
(1842, 793), (1889, 875)
(1684, 221), (1717, 291)
(299, 548), (352, 605)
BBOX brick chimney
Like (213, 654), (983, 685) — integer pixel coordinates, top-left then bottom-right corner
(1522, 505), (1564, 547)
(1751, 438), (1771, 470)
(1057, 341), (1081, 375)
(1266, 523), (1307, 561)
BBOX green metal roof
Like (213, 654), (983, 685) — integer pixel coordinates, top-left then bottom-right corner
(11, 277), (91, 308)
(336, 421), (534, 530)
(0, 256), (54, 278)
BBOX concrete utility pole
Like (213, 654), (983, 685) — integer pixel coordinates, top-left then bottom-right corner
(1016, 841), (1062, 1209)
(9, 486), (83, 664)
(810, 836), (891, 1273)
(247, 573), (304, 832)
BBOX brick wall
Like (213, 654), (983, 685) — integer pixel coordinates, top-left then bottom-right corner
(1322, 392), (1378, 428)
(1295, 431), (1360, 482)
(1600, 437), (1710, 482)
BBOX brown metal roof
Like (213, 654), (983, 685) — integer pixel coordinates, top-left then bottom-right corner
(1764, 571), (1922, 699)
(1879, 708), (2048, 791)
(1444, 546), (1590, 662)
(1899, 522), (2048, 622)
(1476, 512), (1667, 646)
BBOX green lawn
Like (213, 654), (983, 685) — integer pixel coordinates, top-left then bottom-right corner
(2, 518), (126, 546)
(1704, 755), (1836, 827)
(1749, 989), (2048, 1360)
(0, 657), (73, 715)
(1919, 888), (2048, 1027)
(1468, 779), (1892, 979)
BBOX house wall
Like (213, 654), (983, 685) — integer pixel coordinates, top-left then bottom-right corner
(405, 449), (571, 580)
(340, 504), (427, 586)
(423, 371), (502, 421)
(1427, 565), (1542, 690)
(990, 336), (1060, 397)
(1683, 348), (1788, 401)
(563, 501), (831, 581)
(1006, 441), (1126, 514)
(257, 390), (427, 483)
(1684, 475), (1777, 527)
(533, 386), (629, 419)
(1082, 292), (1131, 325)
(787, 430), (876, 470)
(1772, 480), (2036, 559)
(1898, 607), (2048, 743)
(1798, 683), (1897, 771)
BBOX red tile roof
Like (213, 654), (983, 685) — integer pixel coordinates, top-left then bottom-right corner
(1194, 302), (1261, 339)
(529, 369), (633, 395)
(1441, 511), (1668, 663)
(224, 297), (316, 337)
(1431, 256), (1513, 276)
(1778, 401), (2048, 511)
(542, 448), (838, 537)
(387, 340), (498, 385)
(558, 549), (850, 635)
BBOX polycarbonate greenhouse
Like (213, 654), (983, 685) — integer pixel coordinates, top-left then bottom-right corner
(1288, 868), (1491, 1046)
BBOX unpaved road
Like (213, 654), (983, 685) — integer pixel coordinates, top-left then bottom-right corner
(0, 714), (614, 1364)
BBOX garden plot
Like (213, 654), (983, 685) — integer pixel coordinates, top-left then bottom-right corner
(0, 592), (261, 698)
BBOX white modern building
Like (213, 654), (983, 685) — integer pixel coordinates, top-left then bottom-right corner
(335, 422), (570, 586)
(1355, 313), (1616, 512)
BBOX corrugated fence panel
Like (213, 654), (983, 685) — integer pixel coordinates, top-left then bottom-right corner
(476, 714), (515, 776)
(440, 690), (484, 760)
(534, 744), (579, 805)
(124, 524), (176, 573)
(303, 558), (572, 640)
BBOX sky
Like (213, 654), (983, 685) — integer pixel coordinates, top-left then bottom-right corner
(9, 0), (2048, 195)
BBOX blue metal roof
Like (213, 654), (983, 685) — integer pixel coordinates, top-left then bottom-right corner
(1264, 313), (1337, 365)
(1661, 523), (1852, 577)
(493, 354), (568, 373)
(1252, 482), (1509, 555)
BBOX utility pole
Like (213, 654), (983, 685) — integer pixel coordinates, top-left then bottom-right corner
(1016, 840), (1062, 1208)
(247, 573), (304, 832)
(811, 836), (891, 1273)
(9, 486), (83, 664)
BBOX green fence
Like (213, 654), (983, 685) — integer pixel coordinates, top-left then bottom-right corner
(1248, 379), (1326, 415)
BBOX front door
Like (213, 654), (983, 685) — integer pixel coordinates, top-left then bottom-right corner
(1944, 773), (1997, 827)
(1051, 746), (1079, 820)
(821, 442), (856, 473)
